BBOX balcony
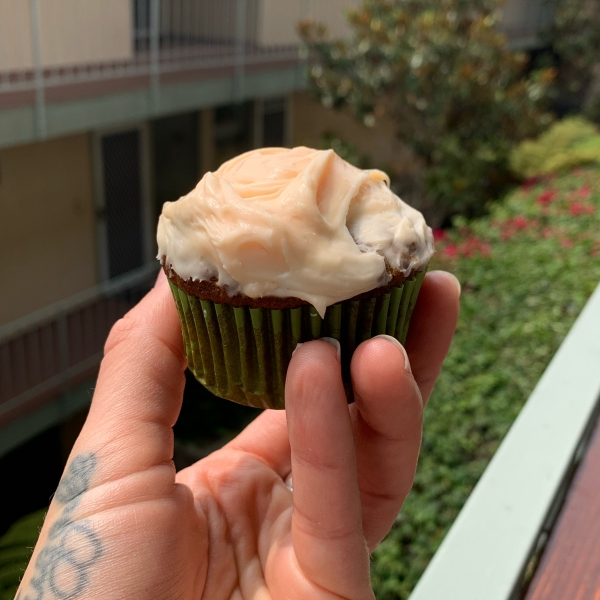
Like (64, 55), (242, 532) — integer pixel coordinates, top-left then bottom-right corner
(0, 0), (359, 147)
(0, 265), (157, 455)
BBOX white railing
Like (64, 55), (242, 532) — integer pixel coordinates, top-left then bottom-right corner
(409, 282), (600, 600)
(0, 264), (158, 430)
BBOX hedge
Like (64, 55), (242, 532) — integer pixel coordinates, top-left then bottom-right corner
(372, 164), (600, 598)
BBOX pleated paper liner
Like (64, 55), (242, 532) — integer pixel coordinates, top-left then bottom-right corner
(169, 269), (427, 410)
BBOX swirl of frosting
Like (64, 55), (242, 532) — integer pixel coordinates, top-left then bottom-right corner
(157, 147), (434, 317)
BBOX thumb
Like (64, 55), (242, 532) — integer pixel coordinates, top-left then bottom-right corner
(72, 270), (186, 481)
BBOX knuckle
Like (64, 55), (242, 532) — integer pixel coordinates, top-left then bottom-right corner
(104, 314), (140, 355)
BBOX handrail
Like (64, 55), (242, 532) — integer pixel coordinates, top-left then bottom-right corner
(409, 282), (600, 600)
(0, 263), (158, 344)
(0, 264), (158, 426)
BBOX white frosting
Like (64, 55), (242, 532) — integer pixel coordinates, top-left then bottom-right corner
(157, 147), (434, 317)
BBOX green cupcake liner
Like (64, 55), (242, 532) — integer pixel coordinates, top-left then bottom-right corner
(169, 269), (427, 409)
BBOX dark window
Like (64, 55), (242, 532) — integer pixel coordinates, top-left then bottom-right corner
(215, 102), (254, 166)
(153, 112), (199, 217)
(101, 130), (145, 279)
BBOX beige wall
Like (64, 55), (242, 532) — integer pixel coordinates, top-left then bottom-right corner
(292, 91), (436, 219)
(258, 0), (358, 46)
(0, 134), (97, 325)
(499, 0), (547, 38)
(0, 0), (132, 72)
(292, 91), (415, 176)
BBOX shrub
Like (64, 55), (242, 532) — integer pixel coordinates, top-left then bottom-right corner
(299, 0), (554, 219)
(511, 117), (600, 178)
(371, 165), (600, 598)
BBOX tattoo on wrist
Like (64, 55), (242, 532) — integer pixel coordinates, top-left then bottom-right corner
(21, 453), (104, 599)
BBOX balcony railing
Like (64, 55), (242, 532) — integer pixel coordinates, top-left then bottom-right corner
(0, 0), (296, 92)
(0, 265), (158, 441)
(409, 282), (600, 600)
(0, 0), (360, 139)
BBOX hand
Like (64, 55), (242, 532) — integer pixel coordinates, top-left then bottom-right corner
(17, 270), (459, 600)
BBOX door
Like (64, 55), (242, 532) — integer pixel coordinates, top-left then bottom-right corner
(95, 127), (151, 280)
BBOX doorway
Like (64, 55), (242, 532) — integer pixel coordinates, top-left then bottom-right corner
(94, 126), (152, 281)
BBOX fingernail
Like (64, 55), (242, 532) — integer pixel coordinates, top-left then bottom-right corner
(292, 342), (303, 356)
(319, 337), (341, 362)
(446, 272), (461, 296)
(373, 335), (412, 375)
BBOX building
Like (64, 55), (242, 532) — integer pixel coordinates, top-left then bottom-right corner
(0, 0), (552, 531)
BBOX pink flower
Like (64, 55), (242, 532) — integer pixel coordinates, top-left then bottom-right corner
(569, 202), (595, 217)
(536, 189), (557, 205)
(576, 186), (591, 198)
(560, 238), (574, 249)
(513, 216), (528, 229)
(522, 176), (541, 190)
(433, 229), (446, 242)
(443, 244), (458, 258)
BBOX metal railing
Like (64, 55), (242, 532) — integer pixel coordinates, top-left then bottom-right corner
(0, 265), (158, 429)
(0, 0), (297, 92)
(409, 282), (600, 600)
(0, 0), (361, 137)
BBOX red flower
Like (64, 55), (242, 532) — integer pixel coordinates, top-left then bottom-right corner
(569, 201), (595, 217)
(560, 238), (574, 249)
(522, 176), (541, 190)
(542, 228), (553, 239)
(513, 216), (529, 229)
(443, 243), (458, 258)
(572, 168), (585, 177)
(576, 186), (591, 198)
(536, 189), (557, 205)
(433, 229), (446, 242)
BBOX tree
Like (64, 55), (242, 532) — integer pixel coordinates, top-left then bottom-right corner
(300, 0), (554, 219)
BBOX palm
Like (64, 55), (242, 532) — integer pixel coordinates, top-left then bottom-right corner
(17, 271), (459, 600)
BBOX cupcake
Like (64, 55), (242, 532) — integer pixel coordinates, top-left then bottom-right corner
(157, 147), (434, 409)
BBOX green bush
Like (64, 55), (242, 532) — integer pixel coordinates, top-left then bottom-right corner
(300, 0), (554, 219)
(371, 165), (600, 598)
(511, 117), (600, 178)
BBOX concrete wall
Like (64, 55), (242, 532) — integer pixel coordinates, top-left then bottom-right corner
(499, 0), (549, 38)
(258, 0), (358, 46)
(0, 134), (97, 325)
(292, 91), (415, 176)
(291, 91), (436, 219)
(0, 0), (132, 72)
